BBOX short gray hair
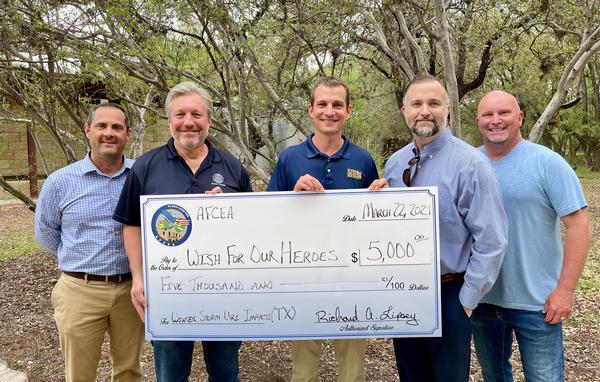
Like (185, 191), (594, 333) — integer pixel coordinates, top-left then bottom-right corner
(165, 81), (213, 117)
(86, 102), (130, 129)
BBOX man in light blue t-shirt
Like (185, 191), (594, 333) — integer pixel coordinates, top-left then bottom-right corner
(472, 90), (592, 382)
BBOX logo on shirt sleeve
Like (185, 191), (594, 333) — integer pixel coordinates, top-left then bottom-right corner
(151, 204), (192, 246)
(346, 168), (363, 180)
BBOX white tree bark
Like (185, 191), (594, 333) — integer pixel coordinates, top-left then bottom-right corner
(529, 24), (600, 142)
(363, 11), (416, 79)
(434, 0), (461, 137)
(128, 85), (157, 159)
(390, 5), (428, 75)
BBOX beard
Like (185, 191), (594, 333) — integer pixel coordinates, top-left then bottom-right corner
(409, 115), (447, 137)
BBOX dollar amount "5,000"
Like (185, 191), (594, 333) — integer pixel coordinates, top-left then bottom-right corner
(351, 240), (418, 264)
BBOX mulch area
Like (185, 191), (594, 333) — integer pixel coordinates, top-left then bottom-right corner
(0, 184), (598, 382)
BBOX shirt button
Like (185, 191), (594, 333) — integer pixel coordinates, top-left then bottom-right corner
(429, 155), (433, 159)
(327, 169), (331, 173)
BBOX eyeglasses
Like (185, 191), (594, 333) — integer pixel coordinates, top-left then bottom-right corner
(402, 154), (420, 187)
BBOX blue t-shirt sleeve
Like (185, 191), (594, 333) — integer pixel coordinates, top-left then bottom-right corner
(543, 153), (587, 217)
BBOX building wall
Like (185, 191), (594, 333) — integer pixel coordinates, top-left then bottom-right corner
(0, 118), (171, 178)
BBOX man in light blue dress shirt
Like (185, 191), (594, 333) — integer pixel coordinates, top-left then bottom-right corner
(383, 75), (508, 381)
(35, 103), (144, 382)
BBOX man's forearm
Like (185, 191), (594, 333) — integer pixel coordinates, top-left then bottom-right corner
(557, 208), (591, 292)
(123, 225), (143, 278)
(123, 224), (147, 320)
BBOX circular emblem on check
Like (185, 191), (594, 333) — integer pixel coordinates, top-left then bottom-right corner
(151, 204), (192, 246)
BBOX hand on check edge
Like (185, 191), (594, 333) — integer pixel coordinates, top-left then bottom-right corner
(368, 178), (389, 191)
(293, 174), (325, 192)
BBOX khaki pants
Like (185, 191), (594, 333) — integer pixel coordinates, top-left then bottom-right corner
(290, 339), (367, 382)
(51, 273), (144, 382)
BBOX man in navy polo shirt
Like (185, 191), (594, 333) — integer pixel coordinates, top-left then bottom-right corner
(113, 82), (252, 382)
(267, 76), (378, 382)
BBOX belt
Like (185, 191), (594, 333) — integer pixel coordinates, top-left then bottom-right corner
(63, 271), (132, 283)
(441, 272), (464, 283)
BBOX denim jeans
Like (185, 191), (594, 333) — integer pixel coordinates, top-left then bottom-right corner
(152, 340), (241, 382)
(472, 303), (564, 382)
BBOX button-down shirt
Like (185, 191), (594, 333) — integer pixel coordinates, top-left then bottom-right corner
(35, 154), (134, 275)
(385, 129), (508, 309)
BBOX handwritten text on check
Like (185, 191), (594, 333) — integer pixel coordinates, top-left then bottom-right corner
(141, 188), (441, 341)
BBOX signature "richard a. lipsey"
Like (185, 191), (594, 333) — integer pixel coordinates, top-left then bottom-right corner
(315, 305), (419, 326)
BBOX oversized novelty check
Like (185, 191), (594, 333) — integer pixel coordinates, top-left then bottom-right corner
(140, 187), (441, 341)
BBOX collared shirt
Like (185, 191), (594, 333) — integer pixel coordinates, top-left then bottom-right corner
(35, 153), (134, 275)
(267, 134), (379, 191)
(113, 138), (252, 226)
(385, 128), (508, 309)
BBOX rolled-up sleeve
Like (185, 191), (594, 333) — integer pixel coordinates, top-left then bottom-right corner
(459, 163), (508, 309)
(34, 176), (62, 257)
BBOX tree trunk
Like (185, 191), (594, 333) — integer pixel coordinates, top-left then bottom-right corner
(589, 63), (600, 122)
(435, 0), (461, 137)
(529, 25), (600, 142)
(590, 143), (600, 171)
(0, 175), (36, 212)
(579, 72), (588, 123)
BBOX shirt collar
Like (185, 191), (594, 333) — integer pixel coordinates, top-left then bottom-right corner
(81, 152), (132, 177)
(304, 133), (352, 159)
(416, 128), (452, 157)
(166, 137), (221, 163)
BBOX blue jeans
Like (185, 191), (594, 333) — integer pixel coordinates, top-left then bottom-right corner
(472, 303), (564, 382)
(152, 340), (241, 382)
(393, 279), (472, 382)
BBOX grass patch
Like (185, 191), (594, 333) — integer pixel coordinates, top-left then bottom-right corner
(576, 166), (600, 184)
(0, 232), (41, 261)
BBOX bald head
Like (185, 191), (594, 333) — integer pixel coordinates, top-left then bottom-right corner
(477, 91), (521, 115)
(477, 90), (524, 154)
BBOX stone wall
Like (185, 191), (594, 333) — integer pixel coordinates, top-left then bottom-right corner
(0, 118), (171, 178)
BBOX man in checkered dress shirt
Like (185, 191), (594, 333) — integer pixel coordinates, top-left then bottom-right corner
(35, 103), (144, 382)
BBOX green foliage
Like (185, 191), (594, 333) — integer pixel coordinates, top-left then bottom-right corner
(1, 0), (600, 182)
(576, 167), (600, 181)
(0, 232), (41, 262)
(346, 70), (408, 167)
(158, 219), (172, 231)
